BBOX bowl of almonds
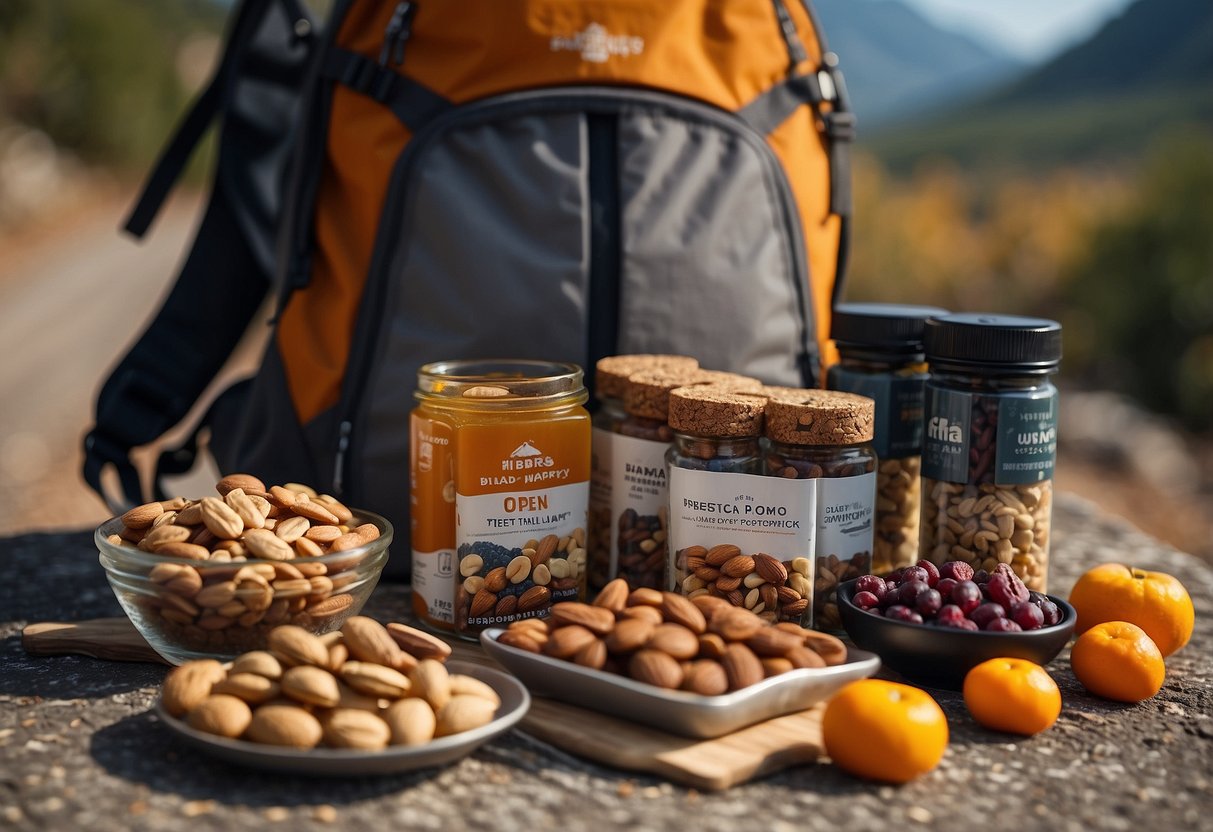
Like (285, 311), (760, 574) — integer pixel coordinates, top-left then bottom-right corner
(98, 474), (391, 665)
(156, 618), (529, 774)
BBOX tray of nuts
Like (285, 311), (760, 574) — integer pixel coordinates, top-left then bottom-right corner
(480, 579), (879, 738)
(154, 618), (529, 775)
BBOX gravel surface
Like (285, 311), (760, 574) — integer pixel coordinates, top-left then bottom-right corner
(2, 494), (1211, 832)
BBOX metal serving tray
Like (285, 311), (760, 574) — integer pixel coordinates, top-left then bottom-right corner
(480, 628), (879, 738)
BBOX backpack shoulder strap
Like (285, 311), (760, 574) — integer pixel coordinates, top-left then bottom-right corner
(84, 0), (316, 511)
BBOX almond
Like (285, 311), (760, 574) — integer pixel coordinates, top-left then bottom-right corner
(342, 616), (412, 670)
(120, 501), (163, 530)
(290, 500), (341, 525)
(535, 534), (559, 563)
(229, 650), (283, 680)
(386, 623), (453, 662)
(786, 646), (826, 669)
(216, 473), (266, 496)
(274, 515), (311, 543)
(550, 602), (615, 636)
(705, 543), (741, 567)
(495, 595), (518, 616)
(194, 581), (238, 609)
(305, 525), (343, 543)
(752, 553), (788, 584)
(469, 589), (498, 618)
(801, 630), (848, 666)
(267, 625), (329, 667)
(340, 661), (411, 698)
(593, 578), (629, 612)
(543, 625), (597, 659)
(281, 665), (341, 707)
(689, 595), (733, 620)
(161, 659), (226, 717)
(659, 592), (707, 634)
(709, 608), (764, 641)
(384, 698), (436, 746)
(715, 575), (742, 592)
(618, 604), (664, 625)
(697, 632), (728, 660)
(407, 659), (451, 711)
(682, 660), (729, 695)
(243, 528), (295, 561)
(200, 497), (243, 539)
(759, 583), (779, 611)
(647, 623), (699, 660)
(517, 585), (551, 613)
(777, 585), (803, 605)
(314, 494), (355, 524)
(483, 567), (508, 593)
(245, 704), (322, 748)
(435, 694), (498, 737)
(628, 649), (683, 689)
(186, 694), (252, 738)
(720, 554), (756, 579)
(573, 638), (608, 669)
(745, 627), (805, 657)
(156, 541), (211, 560)
(497, 630), (542, 653)
(604, 618), (656, 653)
(213, 673), (281, 705)
(224, 487), (265, 531)
(269, 485), (300, 508)
(321, 709), (390, 750)
(142, 524), (192, 550)
(762, 657), (795, 677)
(626, 587), (663, 608)
(722, 642), (764, 690)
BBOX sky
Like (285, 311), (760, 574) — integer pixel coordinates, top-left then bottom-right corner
(898, 0), (1137, 61)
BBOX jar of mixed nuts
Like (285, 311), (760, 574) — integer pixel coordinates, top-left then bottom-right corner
(409, 360), (591, 639)
(666, 386), (816, 624)
(826, 303), (947, 575)
(764, 389), (877, 632)
(588, 355), (698, 592)
(920, 314), (1061, 591)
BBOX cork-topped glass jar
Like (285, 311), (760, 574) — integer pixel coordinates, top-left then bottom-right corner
(666, 386), (817, 625)
(763, 388), (877, 632)
(826, 303), (947, 575)
(588, 354), (698, 592)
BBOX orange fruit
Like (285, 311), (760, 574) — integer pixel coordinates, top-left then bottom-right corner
(822, 679), (948, 783)
(1070, 621), (1165, 702)
(963, 658), (1061, 735)
(1069, 563), (1194, 657)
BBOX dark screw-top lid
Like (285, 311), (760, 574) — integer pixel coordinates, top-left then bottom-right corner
(924, 313), (1062, 372)
(831, 303), (950, 348)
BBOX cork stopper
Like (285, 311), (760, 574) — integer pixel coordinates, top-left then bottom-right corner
(668, 386), (767, 437)
(763, 388), (875, 445)
(596, 354), (698, 400)
(622, 368), (707, 419)
(691, 370), (764, 392)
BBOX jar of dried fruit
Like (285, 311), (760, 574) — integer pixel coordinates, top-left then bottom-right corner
(588, 355), (698, 593)
(826, 303), (948, 576)
(666, 386), (817, 625)
(919, 314), (1061, 592)
(408, 360), (590, 638)
(763, 388), (877, 632)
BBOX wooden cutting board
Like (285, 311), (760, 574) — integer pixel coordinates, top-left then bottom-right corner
(22, 618), (826, 790)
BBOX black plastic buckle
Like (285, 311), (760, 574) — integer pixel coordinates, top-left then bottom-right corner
(823, 111), (857, 143)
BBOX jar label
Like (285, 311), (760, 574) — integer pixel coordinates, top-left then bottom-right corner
(668, 468), (816, 580)
(608, 433), (671, 588)
(816, 472), (876, 561)
(454, 419), (590, 632)
(828, 368), (925, 459)
(410, 412), (456, 625)
(923, 388), (1057, 484)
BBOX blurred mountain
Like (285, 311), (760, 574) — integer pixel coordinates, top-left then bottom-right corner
(814, 0), (1025, 127)
(868, 0), (1213, 170)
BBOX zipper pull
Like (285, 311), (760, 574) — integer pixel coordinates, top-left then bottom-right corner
(379, 2), (416, 68)
(333, 420), (352, 496)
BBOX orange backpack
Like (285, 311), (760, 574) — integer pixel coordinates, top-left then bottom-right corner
(86, 0), (854, 577)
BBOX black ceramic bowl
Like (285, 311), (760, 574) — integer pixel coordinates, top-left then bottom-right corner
(837, 579), (1076, 690)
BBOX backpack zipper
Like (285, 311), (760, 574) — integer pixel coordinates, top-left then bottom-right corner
(379, 2), (416, 68)
(331, 86), (817, 500)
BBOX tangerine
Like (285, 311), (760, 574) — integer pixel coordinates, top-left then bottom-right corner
(1070, 621), (1165, 703)
(1068, 563), (1193, 657)
(822, 679), (948, 783)
(963, 658), (1061, 735)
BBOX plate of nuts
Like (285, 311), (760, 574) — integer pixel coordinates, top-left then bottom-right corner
(480, 579), (879, 738)
(155, 618), (529, 775)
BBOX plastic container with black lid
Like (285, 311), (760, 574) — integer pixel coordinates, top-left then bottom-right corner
(919, 314), (1062, 593)
(826, 303), (948, 575)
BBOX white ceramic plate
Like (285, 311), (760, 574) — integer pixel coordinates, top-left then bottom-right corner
(480, 628), (880, 738)
(155, 661), (529, 775)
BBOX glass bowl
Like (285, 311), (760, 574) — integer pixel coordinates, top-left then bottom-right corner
(97, 511), (391, 665)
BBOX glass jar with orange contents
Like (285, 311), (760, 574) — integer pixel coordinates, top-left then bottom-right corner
(409, 360), (591, 639)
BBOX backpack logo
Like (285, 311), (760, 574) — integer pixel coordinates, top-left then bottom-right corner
(550, 23), (644, 63)
(503, 441), (555, 471)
